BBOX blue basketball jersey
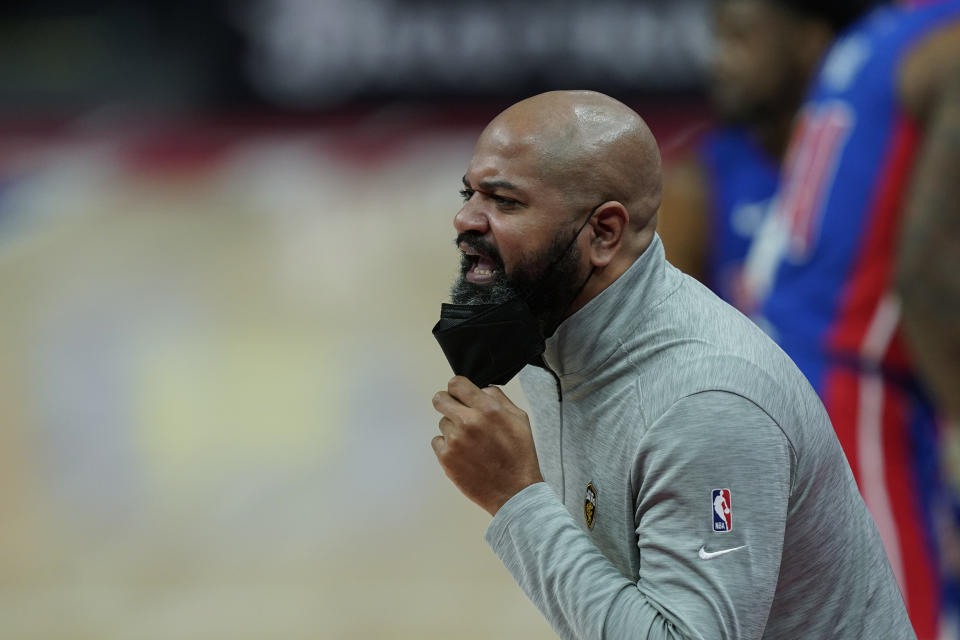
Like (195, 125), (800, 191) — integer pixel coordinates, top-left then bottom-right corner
(748, 0), (960, 388)
(742, 3), (960, 637)
(698, 127), (778, 305)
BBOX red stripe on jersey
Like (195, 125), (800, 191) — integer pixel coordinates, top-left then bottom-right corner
(881, 386), (940, 639)
(826, 114), (921, 368)
(823, 366), (940, 638)
(823, 367), (861, 486)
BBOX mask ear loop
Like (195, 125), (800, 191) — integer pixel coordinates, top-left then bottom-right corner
(569, 264), (596, 304)
(529, 202), (605, 339)
(520, 201), (604, 304)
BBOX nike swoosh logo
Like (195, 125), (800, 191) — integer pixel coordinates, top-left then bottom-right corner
(698, 545), (747, 560)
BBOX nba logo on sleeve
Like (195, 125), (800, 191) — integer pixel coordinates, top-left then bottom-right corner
(712, 489), (733, 533)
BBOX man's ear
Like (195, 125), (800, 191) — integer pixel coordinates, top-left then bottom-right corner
(587, 201), (629, 268)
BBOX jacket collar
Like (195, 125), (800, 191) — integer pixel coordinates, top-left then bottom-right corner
(542, 233), (672, 380)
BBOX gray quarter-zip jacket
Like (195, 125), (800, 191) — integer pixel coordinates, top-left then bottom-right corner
(484, 235), (914, 640)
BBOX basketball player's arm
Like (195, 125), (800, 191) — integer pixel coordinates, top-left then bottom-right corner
(657, 152), (711, 282)
(896, 26), (960, 424)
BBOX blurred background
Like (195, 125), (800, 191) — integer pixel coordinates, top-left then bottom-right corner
(0, 1), (713, 638)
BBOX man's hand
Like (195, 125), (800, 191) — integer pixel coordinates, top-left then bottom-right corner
(431, 376), (544, 516)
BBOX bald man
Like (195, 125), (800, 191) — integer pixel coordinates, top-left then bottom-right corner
(430, 91), (913, 639)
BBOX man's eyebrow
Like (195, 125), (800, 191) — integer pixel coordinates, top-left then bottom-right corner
(462, 175), (524, 193)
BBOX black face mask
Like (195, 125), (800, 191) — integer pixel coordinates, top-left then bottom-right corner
(431, 205), (598, 387)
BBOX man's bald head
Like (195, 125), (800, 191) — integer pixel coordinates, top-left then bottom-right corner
(478, 90), (662, 234)
(454, 91), (664, 325)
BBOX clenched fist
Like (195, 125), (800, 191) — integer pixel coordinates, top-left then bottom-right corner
(431, 376), (544, 516)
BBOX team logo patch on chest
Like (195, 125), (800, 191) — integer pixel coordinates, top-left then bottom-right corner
(712, 488), (733, 533)
(584, 482), (598, 529)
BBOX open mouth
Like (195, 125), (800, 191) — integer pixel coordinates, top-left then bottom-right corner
(460, 243), (500, 284)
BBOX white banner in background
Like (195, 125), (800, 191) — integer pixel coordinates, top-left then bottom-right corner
(236, 0), (712, 106)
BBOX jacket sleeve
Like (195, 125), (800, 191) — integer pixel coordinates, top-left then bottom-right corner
(484, 390), (794, 639)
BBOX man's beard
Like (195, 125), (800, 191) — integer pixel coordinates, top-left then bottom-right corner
(450, 230), (585, 336)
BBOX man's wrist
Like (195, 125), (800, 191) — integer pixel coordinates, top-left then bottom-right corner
(484, 482), (561, 550)
(488, 475), (546, 516)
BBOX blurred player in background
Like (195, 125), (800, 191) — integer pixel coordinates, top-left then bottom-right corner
(658, 0), (853, 306)
(740, 1), (960, 637)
